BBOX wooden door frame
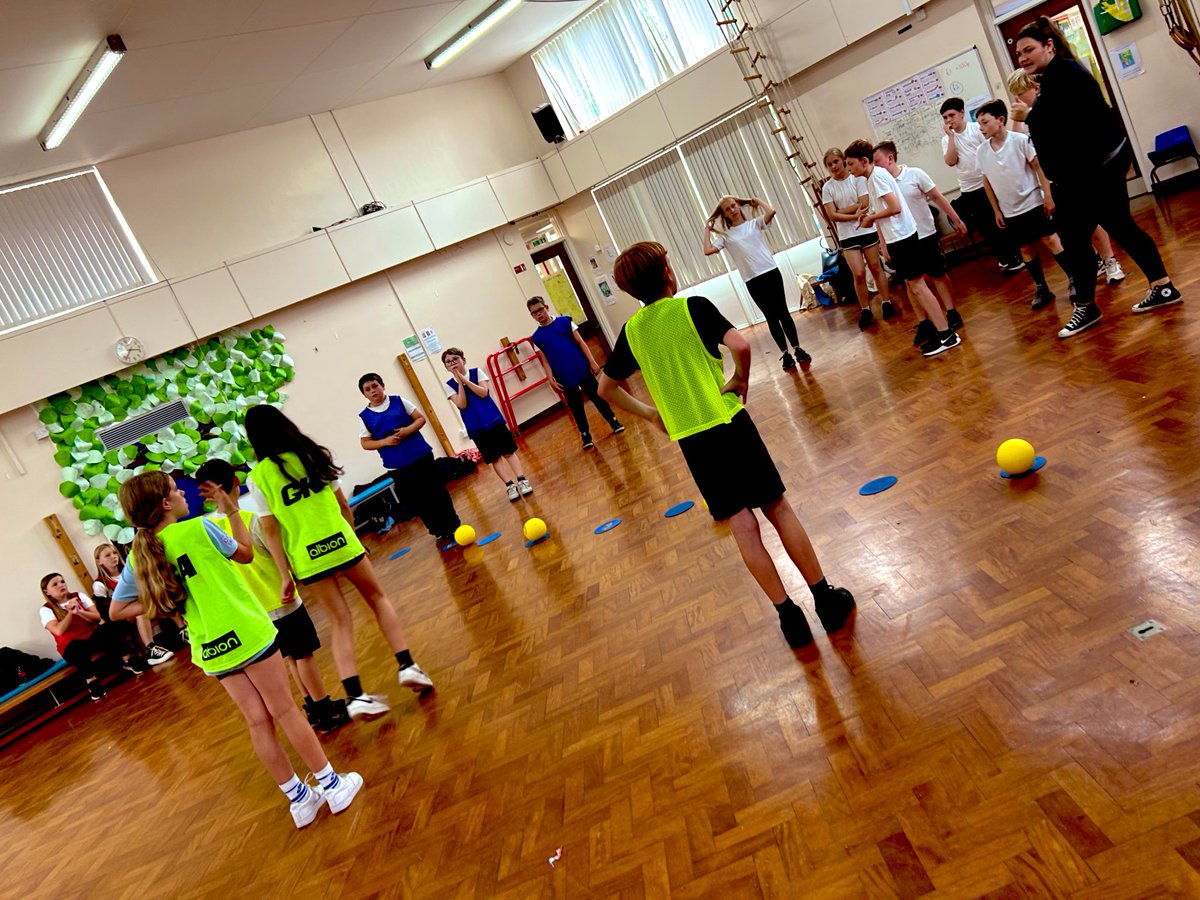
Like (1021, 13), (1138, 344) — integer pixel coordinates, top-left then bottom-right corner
(530, 242), (611, 354)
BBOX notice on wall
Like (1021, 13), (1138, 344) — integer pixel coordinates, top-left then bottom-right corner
(1110, 41), (1144, 80)
(402, 334), (425, 362)
(595, 277), (616, 306)
(419, 327), (442, 354)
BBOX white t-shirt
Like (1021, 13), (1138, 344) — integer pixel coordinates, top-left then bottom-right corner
(820, 176), (874, 241)
(941, 121), (986, 193)
(710, 217), (777, 282)
(977, 130), (1042, 218)
(357, 396), (418, 437)
(204, 509), (305, 621)
(443, 369), (490, 398)
(894, 166), (938, 239)
(39, 594), (95, 627)
(866, 166), (918, 245)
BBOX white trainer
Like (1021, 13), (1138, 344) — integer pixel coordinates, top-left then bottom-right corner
(346, 694), (390, 718)
(290, 783), (326, 829)
(146, 644), (174, 665)
(506, 483), (519, 502)
(517, 478), (533, 496)
(398, 664), (434, 693)
(326, 772), (364, 814)
(1104, 257), (1126, 284)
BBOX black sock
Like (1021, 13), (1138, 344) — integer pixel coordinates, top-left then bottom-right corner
(342, 676), (363, 699)
(1053, 251), (1071, 275)
(395, 649), (414, 669)
(775, 596), (799, 616)
(808, 577), (831, 599)
(303, 694), (314, 708)
(1025, 256), (1046, 287)
(517, 474), (525, 480)
(505, 480), (514, 486)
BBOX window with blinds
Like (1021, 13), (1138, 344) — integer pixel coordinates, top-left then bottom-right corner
(0, 168), (155, 334)
(592, 103), (820, 291)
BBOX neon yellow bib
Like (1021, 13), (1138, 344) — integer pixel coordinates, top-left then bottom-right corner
(158, 517), (277, 675)
(210, 510), (293, 616)
(247, 453), (364, 579)
(624, 297), (742, 440)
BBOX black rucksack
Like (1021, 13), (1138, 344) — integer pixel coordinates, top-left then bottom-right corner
(0, 647), (56, 695)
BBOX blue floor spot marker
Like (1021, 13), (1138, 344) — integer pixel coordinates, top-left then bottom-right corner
(388, 548), (410, 560)
(440, 541), (457, 552)
(1000, 455), (1046, 479)
(859, 475), (898, 496)
(477, 532), (501, 547)
(664, 501), (694, 518)
(524, 532), (550, 548)
(594, 518), (622, 534)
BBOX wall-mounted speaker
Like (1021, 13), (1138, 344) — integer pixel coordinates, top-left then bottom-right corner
(532, 102), (566, 144)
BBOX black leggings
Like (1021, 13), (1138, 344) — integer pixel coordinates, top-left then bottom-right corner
(744, 268), (800, 352)
(563, 373), (617, 435)
(61, 624), (128, 679)
(389, 452), (460, 538)
(1052, 145), (1167, 307)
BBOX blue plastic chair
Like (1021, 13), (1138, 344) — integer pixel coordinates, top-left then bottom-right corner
(1148, 126), (1200, 190)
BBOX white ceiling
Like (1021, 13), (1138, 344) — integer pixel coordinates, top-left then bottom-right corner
(0, 0), (588, 183)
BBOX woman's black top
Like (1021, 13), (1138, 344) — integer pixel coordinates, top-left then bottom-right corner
(1025, 55), (1125, 184)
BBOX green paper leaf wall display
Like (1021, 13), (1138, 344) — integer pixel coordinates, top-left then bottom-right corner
(38, 326), (294, 547)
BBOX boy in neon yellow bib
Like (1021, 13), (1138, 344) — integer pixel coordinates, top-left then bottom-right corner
(196, 458), (349, 734)
(598, 241), (855, 649)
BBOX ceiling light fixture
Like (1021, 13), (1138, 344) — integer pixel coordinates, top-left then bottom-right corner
(40, 35), (127, 151)
(425, 0), (523, 70)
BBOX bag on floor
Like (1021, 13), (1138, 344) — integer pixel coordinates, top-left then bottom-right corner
(0, 647), (55, 694)
(434, 453), (477, 484)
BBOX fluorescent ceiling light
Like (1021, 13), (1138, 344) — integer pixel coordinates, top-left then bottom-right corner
(425, 0), (523, 70)
(40, 35), (127, 151)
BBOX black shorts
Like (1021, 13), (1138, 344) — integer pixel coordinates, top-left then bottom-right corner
(887, 232), (926, 282)
(298, 552), (366, 586)
(1004, 206), (1055, 246)
(841, 232), (879, 251)
(472, 421), (517, 464)
(215, 640), (279, 679)
(678, 409), (785, 521)
(274, 605), (320, 660)
(917, 233), (947, 278)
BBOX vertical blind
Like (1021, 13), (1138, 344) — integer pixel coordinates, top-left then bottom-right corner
(0, 169), (153, 332)
(592, 104), (820, 291)
(594, 150), (726, 290)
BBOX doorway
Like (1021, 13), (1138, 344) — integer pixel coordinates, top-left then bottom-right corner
(997, 0), (1141, 179)
(530, 242), (610, 353)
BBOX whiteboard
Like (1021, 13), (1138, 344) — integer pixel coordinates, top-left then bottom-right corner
(864, 47), (993, 195)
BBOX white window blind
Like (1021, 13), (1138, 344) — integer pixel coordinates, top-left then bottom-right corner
(681, 105), (820, 252)
(0, 168), (154, 333)
(533, 0), (725, 136)
(594, 150), (726, 291)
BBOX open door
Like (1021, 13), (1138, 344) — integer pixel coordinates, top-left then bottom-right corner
(530, 242), (610, 354)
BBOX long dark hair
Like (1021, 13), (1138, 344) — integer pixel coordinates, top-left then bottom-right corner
(1017, 15), (1077, 63)
(244, 404), (342, 488)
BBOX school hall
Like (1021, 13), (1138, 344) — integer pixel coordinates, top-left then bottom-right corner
(1, 0), (1198, 895)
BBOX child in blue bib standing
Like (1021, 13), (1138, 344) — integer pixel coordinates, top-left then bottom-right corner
(358, 372), (461, 544)
(442, 347), (533, 502)
(527, 297), (623, 451)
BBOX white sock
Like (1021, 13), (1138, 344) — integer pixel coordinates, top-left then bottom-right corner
(279, 774), (308, 803)
(314, 763), (339, 791)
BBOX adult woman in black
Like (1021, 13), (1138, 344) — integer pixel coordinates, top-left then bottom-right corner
(1014, 16), (1182, 338)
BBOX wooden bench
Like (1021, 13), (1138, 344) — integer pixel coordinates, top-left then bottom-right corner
(0, 660), (83, 749)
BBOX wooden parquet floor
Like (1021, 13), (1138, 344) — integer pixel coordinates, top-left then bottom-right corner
(2, 192), (1199, 899)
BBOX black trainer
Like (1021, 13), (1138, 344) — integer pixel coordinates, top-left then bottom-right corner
(945, 309), (963, 330)
(815, 587), (856, 633)
(999, 258), (1026, 274)
(858, 307), (875, 330)
(777, 604), (814, 649)
(123, 656), (147, 675)
(1132, 282), (1183, 314)
(881, 300), (899, 319)
(781, 352), (796, 371)
(317, 698), (351, 734)
(581, 432), (594, 450)
(793, 347), (812, 364)
(88, 680), (106, 701)
(912, 319), (936, 346)
(921, 329), (961, 358)
(1031, 286), (1056, 310)
(1058, 303), (1102, 338)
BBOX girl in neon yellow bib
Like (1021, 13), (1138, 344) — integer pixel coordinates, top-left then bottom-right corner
(244, 404), (434, 713)
(111, 471), (362, 828)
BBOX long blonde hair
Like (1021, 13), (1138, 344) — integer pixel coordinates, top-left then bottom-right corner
(93, 543), (122, 582)
(708, 194), (753, 232)
(119, 472), (187, 618)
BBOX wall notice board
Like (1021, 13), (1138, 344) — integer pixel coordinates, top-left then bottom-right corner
(863, 47), (993, 194)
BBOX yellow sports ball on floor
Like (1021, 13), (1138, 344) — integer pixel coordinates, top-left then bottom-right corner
(454, 525), (476, 546)
(523, 517), (547, 541)
(996, 438), (1036, 474)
